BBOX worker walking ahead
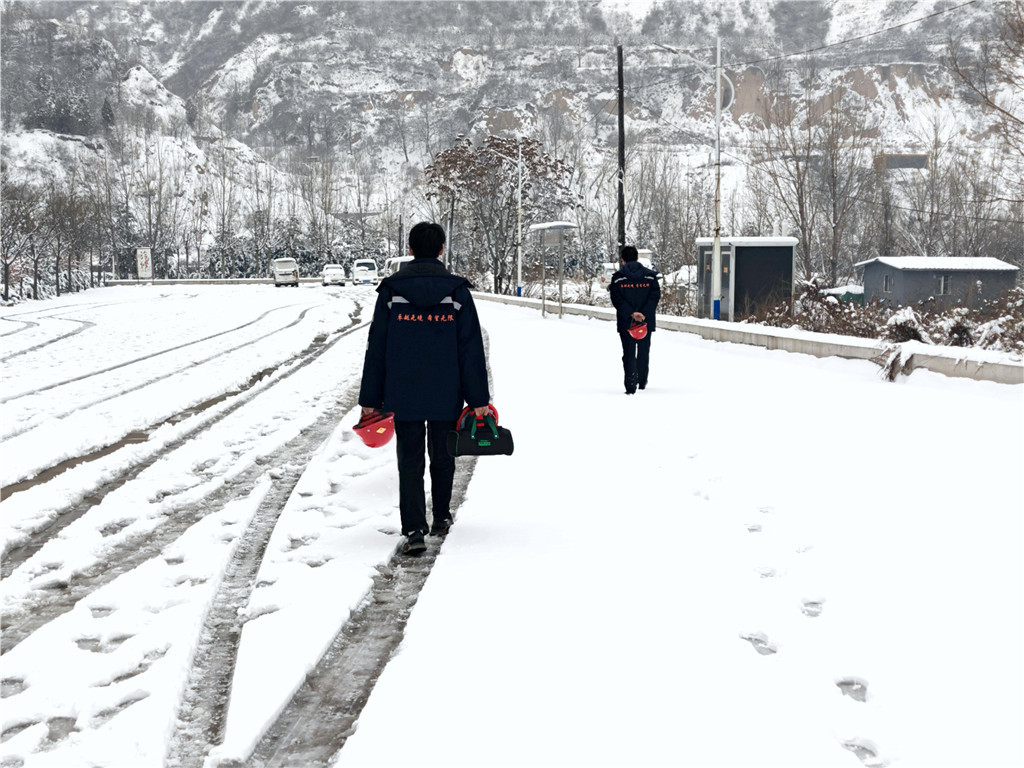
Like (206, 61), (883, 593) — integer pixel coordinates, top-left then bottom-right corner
(358, 222), (491, 555)
(609, 245), (660, 395)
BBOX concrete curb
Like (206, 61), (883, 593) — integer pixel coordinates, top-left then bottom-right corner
(107, 278), (323, 286)
(474, 292), (1023, 386)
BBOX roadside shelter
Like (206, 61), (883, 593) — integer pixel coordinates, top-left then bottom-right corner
(696, 237), (798, 320)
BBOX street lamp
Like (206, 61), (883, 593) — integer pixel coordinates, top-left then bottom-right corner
(483, 144), (524, 297)
(654, 40), (733, 320)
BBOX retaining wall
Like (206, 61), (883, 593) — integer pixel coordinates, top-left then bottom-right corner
(474, 292), (1023, 386)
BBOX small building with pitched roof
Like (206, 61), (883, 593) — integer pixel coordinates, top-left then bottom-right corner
(854, 257), (1019, 309)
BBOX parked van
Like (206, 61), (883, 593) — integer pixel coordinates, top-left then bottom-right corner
(272, 257), (299, 287)
(351, 259), (379, 285)
(383, 255), (414, 277)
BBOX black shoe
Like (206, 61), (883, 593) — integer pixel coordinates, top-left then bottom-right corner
(430, 516), (452, 536)
(624, 373), (638, 395)
(401, 531), (426, 556)
(638, 380), (647, 390)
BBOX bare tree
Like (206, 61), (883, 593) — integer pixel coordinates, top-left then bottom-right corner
(813, 92), (875, 285)
(0, 180), (41, 301)
(426, 135), (574, 294)
(749, 61), (822, 279)
(946, 0), (1024, 199)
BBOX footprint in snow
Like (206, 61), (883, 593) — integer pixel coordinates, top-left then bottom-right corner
(836, 676), (869, 702)
(841, 737), (885, 766)
(740, 632), (778, 655)
(801, 599), (824, 617)
(1, 678), (27, 698)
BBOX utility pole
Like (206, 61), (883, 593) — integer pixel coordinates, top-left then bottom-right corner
(712, 36), (723, 321)
(516, 143), (523, 297)
(447, 192), (455, 270)
(617, 43), (626, 255)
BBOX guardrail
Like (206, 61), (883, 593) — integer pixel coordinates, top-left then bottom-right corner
(473, 292), (1023, 386)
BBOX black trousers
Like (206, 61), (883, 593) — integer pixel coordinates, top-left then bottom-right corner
(619, 332), (652, 388)
(394, 419), (456, 535)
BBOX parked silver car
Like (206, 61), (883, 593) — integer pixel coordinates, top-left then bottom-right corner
(322, 264), (346, 286)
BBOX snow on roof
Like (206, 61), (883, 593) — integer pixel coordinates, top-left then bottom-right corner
(528, 221), (578, 231)
(854, 257), (1019, 271)
(694, 237), (799, 246)
(821, 284), (864, 295)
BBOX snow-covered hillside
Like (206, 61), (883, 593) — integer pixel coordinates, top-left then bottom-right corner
(2, 0), (1018, 301)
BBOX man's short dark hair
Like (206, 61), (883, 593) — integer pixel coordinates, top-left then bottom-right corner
(409, 222), (446, 258)
(621, 245), (639, 262)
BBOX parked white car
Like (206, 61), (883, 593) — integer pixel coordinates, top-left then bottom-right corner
(351, 259), (379, 285)
(321, 264), (347, 286)
(272, 257), (299, 287)
(383, 255), (414, 277)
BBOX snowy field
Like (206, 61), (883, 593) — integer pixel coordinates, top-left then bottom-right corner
(1, 283), (1021, 768)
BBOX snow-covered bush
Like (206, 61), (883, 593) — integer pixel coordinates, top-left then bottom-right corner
(931, 307), (976, 347)
(974, 287), (1024, 356)
(740, 284), (1023, 360)
(884, 307), (932, 344)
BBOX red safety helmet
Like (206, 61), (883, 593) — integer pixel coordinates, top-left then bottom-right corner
(456, 403), (499, 430)
(628, 319), (648, 340)
(353, 410), (395, 448)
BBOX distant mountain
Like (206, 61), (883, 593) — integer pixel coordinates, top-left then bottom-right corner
(1, 0), (1012, 289)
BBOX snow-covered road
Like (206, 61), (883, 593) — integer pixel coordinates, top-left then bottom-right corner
(1, 284), (1021, 768)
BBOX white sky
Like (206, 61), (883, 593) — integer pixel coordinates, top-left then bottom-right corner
(1, 284), (1021, 768)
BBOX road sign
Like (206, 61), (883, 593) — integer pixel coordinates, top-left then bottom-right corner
(136, 248), (152, 280)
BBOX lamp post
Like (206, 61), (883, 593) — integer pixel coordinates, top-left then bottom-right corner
(483, 144), (524, 297)
(653, 39), (732, 320)
(712, 36), (723, 320)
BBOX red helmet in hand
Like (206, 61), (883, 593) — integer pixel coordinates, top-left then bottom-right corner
(628, 319), (648, 340)
(353, 411), (395, 448)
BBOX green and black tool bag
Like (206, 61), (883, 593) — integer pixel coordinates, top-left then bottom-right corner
(447, 406), (514, 457)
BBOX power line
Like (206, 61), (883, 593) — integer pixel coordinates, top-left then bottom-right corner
(722, 150), (1024, 224)
(631, 0), (981, 91)
(731, 0), (981, 67)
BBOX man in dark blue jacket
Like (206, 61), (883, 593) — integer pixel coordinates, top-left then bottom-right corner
(359, 222), (490, 555)
(609, 245), (660, 394)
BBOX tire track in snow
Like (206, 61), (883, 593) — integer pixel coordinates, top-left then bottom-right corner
(0, 301), (360, 501)
(0, 316), (95, 363)
(0, 316), (38, 338)
(0, 311), (368, 652)
(165, 385), (367, 768)
(0, 304), (306, 403)
(182, 458), (478, 768)
(2, 305), (318, 441)
(0, 301), (138, 359)
(203, 331), (494, 768)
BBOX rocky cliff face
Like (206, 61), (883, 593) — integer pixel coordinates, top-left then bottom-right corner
(6, 1), (1000, 162)
(1, 0), (1010, 281)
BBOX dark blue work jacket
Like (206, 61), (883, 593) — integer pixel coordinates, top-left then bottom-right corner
(609, 261), (661, 333)
(358, 258), (490, 421)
